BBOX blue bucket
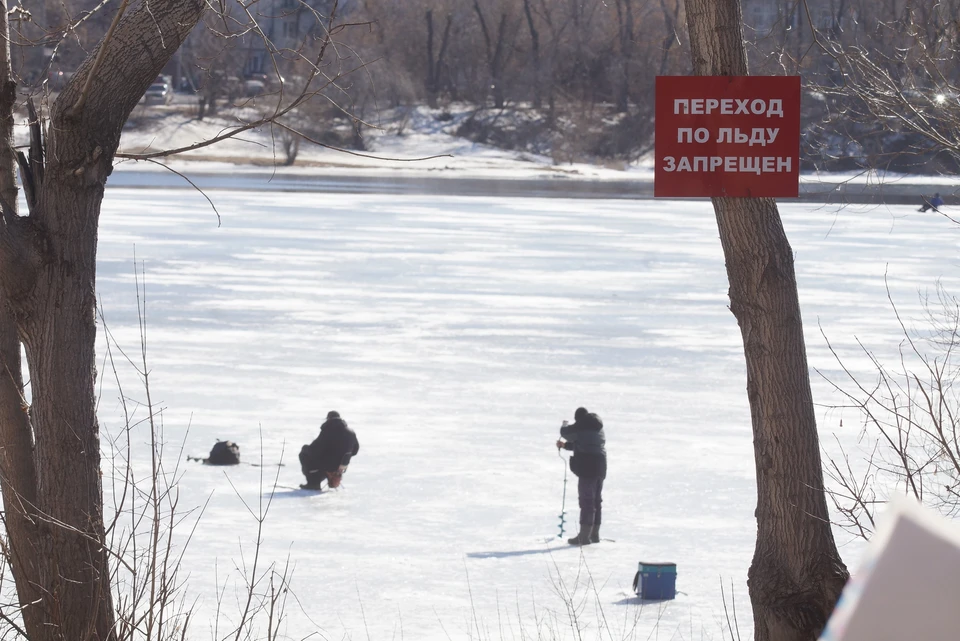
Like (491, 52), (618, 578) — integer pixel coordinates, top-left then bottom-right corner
(632, 561), (677, 600)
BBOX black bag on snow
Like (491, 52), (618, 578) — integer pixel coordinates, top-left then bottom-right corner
(205, 440), (240, 465)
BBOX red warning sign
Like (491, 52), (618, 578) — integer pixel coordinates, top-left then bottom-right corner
(655, 76), (801, 198)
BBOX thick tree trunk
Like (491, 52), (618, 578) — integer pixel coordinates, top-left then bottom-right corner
(23, 188), (114, 640)
(0, 2), (205, 639)
(715, 198), (849, 641)
(0, 288), (42, 635)
(683, 1), (849, 640)
(0, 5), (43, 634)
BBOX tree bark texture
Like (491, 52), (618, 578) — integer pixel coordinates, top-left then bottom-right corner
(683, 1), (849, 640)
(0, 1), (204, 639)
(0, 3), (44, 635)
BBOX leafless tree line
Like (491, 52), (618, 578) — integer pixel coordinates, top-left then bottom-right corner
(8, 0), (960, 169)
(0, 0), (690, 163)
(342, 0), (686, 161)
(749, 0), (960, 173)
(349, 0), (686, 109)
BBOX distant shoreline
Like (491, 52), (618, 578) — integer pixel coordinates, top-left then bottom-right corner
(108, 162), (960, 204)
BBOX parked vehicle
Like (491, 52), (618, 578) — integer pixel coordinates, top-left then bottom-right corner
(143, 81), (172, 105)
(242, 79), (266, 97)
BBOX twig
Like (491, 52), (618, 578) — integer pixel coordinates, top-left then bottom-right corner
(121, 158), (222, 226)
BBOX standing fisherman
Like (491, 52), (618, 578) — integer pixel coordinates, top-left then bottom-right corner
(556, 407), (607, 545)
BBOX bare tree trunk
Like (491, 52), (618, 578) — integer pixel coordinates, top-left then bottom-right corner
(830, 0), (848, 40)
(0, 2), (16, 204)
(425, 10), (452, 109)
(570, 0), (585, 96)
(491, 13), (508, 109)
(614, 0), (634, 113)
(426, 10), (437, 108)
(0, 4), (43, 635)
(683, 1), (849, 640)
(522, 0), (542, 109)
(472, 2), (510, 109)
(658, 0), (682, 75)
(0, 2), (205, 639)
(531, 0), (562, 125)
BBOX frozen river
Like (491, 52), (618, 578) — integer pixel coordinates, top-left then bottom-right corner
(87, 174), (960, 640)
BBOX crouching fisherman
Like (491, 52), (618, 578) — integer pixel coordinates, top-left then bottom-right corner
(299, 411), (359, 490)
(556, 407), (606, 545)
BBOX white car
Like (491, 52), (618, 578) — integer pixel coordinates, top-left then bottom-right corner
(143, 81), (172, 105)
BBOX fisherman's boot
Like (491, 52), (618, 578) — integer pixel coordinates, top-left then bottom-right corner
(590, 524), (601, 544)
(300, 471), (325, 490)
(568, 526), (593, 546)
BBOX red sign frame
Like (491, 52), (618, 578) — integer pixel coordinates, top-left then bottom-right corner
(655, 76), (801, 198)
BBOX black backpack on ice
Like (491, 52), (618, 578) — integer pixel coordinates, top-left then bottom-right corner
(205, 440), (240, 465)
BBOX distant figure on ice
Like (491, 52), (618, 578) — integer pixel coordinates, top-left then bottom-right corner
(556, 407), (606, 546)
(186, 440), (241, 465)
(299, 411), (359, 490)
(918, 192), (944, 212)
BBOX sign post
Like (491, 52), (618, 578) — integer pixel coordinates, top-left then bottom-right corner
(654, 76), (801, 198)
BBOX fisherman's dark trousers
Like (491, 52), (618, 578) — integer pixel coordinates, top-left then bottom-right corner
(299, 445), (325, 487)
(578, 477), (604, 526)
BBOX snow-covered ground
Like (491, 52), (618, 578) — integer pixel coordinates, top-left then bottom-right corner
(88, 160), (960, 640)
(109, 103), (960, 193)
(113, 103), (643, 182)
